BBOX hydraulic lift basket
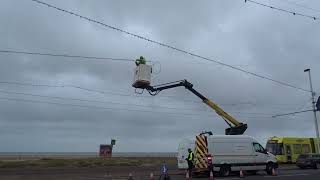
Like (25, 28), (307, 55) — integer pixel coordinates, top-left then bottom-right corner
(132, 64), (152, 89)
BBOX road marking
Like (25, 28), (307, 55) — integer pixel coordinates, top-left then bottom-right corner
(214, 173), (313, 179)
(264, 173), (311, 178)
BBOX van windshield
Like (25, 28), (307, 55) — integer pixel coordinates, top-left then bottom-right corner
(266, 142), (284, 155)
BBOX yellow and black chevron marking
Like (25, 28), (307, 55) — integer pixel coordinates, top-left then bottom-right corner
(194, 135), (208, 169)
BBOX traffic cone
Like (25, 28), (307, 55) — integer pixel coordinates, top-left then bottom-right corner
(128, 173), (134, 180)
(239, 168), (244, 178)
(272, 168), (277, 176)
(185, 171), (190, 180)
(209, 170), (214, 180)
(149, 172), (154, 180)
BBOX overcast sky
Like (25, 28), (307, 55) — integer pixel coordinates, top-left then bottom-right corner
(1, 0), (320, 152)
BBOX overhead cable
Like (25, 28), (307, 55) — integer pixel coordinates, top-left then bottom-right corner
(0, 89), (203, 112)
(0, 80), (237, 105)
(245, 0), (319, 20)
(0, 96), (202, 117)
(0, 49), (134, 62)
(0, 89), (276, 116)
(282, 0), (320, 14)
(0, 80), (309, 108)
(0, 81), (199, 102)
(272, 109), (313, 117)
(0, 96), (272, 119)
(30, 0), (310, 93)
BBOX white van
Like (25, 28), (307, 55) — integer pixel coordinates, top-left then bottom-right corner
(177, 135), (278, 176)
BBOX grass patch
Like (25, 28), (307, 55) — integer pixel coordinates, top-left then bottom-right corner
(0, 158), (145, 169)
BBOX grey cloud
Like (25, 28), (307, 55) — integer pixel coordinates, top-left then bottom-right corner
(0, 0), (319, 152)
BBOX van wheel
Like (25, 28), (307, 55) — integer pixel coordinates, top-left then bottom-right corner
(266, 163), (274, 175)
(193, 172), (200, 176)
(219, 165), (231, 177)
(314, 163), (320, 169)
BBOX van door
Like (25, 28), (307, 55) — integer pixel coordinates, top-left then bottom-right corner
(253, 142), (268, 170)
(177, 139), (195, 169)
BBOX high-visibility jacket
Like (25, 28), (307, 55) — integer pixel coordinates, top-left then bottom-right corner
(187, 152), (194, 162)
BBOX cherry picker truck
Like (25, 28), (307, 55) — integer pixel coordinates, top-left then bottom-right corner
(132, 58), (248, 172)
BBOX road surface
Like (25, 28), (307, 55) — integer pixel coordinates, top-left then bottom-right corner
(171, 168), (320, 180)
(0, 167), (320, 180)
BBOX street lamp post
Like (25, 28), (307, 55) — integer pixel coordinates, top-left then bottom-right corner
(304, 68), (320, 153)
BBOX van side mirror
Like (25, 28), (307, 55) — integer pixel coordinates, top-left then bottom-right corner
(263, 149), (268, 154)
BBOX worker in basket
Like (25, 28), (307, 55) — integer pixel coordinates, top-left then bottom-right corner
(186, 148), (194, 177)
(135, 56), (146, 66)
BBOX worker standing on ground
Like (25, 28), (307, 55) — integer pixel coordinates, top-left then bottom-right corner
(186, 148), (194, 177)
(135, 56), (146, 66)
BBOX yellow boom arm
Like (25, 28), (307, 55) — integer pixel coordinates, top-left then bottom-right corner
(145, 80), (247, 135)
